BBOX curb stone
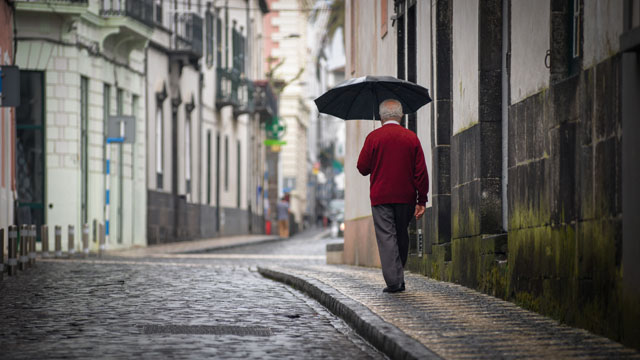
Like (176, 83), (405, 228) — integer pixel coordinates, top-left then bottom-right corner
(180, 236), (284, 253)
(258, 267), (441, 360)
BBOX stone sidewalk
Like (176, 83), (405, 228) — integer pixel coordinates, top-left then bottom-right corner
(108, 234), (281, 257)
(259, 264), (640, 360)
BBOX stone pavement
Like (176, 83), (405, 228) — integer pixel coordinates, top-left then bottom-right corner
(0, 230), (386, 359)
(108, 234), (281, 258)
(259, 264), (640, 360)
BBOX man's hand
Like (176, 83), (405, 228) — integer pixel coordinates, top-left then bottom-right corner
(414, 205), (425, 219)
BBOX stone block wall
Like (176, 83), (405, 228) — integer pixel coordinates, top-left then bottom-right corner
(408, 54), (633, 348)
(507, 55), (623, 342)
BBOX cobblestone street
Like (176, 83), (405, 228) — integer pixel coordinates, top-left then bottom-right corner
(0, 230), (383, 359)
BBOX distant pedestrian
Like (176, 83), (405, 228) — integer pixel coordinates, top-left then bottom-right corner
(277, 195), (290, 238)
(357, 99), (429, 293)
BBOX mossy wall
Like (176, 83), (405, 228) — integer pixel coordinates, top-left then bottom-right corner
(407, 55), (639, 350)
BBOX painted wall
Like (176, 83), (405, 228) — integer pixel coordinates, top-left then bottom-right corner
(452, 0), (479, 134)
(344, 0), (435, 266)
(14, 4), (148, 251)
(510, 0), (550, 104)
(0, 0), (15, 235)
(583, 0), (623, 68)
(267, 0), (310, 229)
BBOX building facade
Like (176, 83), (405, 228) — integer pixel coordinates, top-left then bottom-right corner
(12, 0), (275, 250)
(264, 0), (311, 232)
(146, 0), (273, 244)
(345, 0), (640, 350)
(0, 0), (16, 233)
(14, 0), (150, 250)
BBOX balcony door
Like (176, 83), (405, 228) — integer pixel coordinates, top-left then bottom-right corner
(16, 71), (45, 235)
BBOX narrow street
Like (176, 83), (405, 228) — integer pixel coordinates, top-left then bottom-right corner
(0, 230), (384, 359)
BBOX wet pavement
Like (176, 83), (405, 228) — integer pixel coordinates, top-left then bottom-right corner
(0, 229), (385, 359)
(4, 228), (639, 359)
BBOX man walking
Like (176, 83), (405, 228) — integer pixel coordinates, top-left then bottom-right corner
(357, 99), (429, 293)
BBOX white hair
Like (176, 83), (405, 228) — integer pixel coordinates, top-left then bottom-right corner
(379, 99), (403, 120)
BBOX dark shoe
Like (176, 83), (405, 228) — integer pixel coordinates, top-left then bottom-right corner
(383, 283), (405, 293)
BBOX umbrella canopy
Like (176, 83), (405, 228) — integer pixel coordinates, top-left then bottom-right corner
(314, 75), (432, 120)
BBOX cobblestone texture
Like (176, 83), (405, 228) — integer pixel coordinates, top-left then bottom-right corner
(0, 230), (384, 359)
(264, 265), (640, 360)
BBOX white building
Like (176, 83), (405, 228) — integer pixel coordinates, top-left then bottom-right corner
(0, 1), (15, 235)
(264, 0), (311, 231)
(146, 0), (272, 244)
(307, 0), (346, 222)
(14, 0), (150, 250)
(345, 0), (640, 349)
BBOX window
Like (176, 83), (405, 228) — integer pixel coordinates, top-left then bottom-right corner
(155, 0), (163, 25)
(232, 27), (245, 72)
(568, 0), (582, 76)
(284, 177), (296, 191)
(224, 135), (229, 191)
(206, 10), (214, 68)
(156, 104), (164, 189)
(216, 15), (222, 67)
(117, 88), (124, 116)
(572, 0), (580, 58)
(185, 112), (192, 195)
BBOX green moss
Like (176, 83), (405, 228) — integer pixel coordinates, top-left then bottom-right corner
(452, 207), (479, 239)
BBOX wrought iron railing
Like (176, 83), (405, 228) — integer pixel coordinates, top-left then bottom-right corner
(216, 67), (255, 114)
(100, 0), (154, 28)
(253, 81), (278, 118)
(173, 13), (203, 59)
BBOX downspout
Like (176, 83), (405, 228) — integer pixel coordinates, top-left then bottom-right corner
(246, 1), (253, 231)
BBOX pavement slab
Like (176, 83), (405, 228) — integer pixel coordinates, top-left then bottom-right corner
(0, 256), (385, 359)
(258, 264), (640, 360)
(108, 234), (282, 257)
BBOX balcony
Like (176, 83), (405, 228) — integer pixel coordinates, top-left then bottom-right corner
(14, 0), (88, 16)
(253, 80), (278, 120)
(233, 79), (255, 117)
(172, 13), (204, 61)
(100, 0), (154, 28)
(216, 67), (254, 115)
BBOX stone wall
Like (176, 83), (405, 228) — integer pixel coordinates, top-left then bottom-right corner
(148, 189), (260, 245)
(407, 44), (636, 351)
(404, 0), (639, 350)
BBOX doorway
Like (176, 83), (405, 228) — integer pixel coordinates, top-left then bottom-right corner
(16, 71), (45, 236)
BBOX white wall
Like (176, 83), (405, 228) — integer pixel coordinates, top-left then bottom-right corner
(345, 0), (395, 221)
(0, 44), (15, 232)
(510, 0), (550, 104)
(16, 11), (147, 250)
(452, 0), (479, 134)
(583, 0), (623, 69)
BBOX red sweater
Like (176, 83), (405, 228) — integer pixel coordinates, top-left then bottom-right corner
(357, 123), (429, 206)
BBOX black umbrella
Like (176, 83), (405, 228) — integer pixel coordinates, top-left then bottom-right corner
(314, 75), (432, 120)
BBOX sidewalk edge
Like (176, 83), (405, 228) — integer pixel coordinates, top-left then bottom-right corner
(179, 236), (283, 254)
(257, 267), (441, 360)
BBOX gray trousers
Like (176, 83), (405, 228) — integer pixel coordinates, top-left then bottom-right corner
(371, 203), (415, 287)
